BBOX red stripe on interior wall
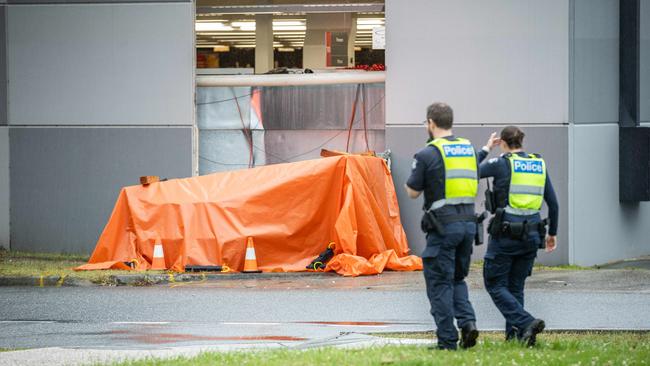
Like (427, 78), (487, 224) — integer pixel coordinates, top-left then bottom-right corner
(325, 31), (332, 67)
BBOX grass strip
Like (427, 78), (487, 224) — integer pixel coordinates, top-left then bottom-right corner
(111, 331), (650, 366)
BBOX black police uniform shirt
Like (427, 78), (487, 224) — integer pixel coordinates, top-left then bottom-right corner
(406, 136), (487, 217)
(477, 152), (559, 236)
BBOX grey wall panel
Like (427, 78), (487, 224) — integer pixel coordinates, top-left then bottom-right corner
(0, 127), (9, 249)
(10, 127), (192, 253)
(8, 1), (190, 3)
(386, 125), (569, 265)
(385, 0), (569, 125)
(641, 0), (650, 123)
(572, 0), (619, 124)
(571, 124), (650, 265)
(7, 3), (193, 125)
(0, 6), (6, 126)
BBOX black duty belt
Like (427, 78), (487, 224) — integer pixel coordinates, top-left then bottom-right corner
(438, 214), (477, 225)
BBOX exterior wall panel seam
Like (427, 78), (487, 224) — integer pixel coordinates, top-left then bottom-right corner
(2, 4), (7, 126)
(568, 0), (575, 264)
(7, 125), (193, 128)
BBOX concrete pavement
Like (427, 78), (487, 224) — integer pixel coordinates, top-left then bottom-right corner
(1, 269), (649, 365)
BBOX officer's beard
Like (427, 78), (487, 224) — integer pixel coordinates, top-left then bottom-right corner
(427, 128), (434, 143)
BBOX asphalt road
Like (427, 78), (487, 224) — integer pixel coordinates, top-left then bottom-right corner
(1, 270), (650, 352)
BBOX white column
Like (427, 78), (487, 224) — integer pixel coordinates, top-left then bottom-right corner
(255, 14), (274, 74)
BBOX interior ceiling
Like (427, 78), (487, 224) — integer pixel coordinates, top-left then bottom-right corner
(197, 0), (384, 6)
(196, 1), (384, 50)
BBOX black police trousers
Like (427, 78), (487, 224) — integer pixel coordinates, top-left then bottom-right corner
(483, 224), (541, 338)
(422, 221), (477, 350)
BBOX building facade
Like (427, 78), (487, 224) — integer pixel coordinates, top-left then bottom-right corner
(1, 0), (649, 266)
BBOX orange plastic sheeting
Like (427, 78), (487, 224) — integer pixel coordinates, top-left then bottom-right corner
(76, 155), (422, 276)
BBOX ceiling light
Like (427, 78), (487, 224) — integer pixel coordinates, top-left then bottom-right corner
(234, 45), (256, 48)
(195, 22), (233, 31)
(357, 24), (384, 30)
(273, 21), (304, 26)
(357, 19), (384, 25)
(278, 47), (295, 52)
(273, 25), (307, 31)
(231, 22), (256, 31)
(231, 21), (255, 27)
(195, 44), (229, 49)
(275, 34), (306, 38)
(273, 31), (306, 34)
(213, 45), (230, 52)
(200, 32), (256, 36)
(210, 35), (256, 38)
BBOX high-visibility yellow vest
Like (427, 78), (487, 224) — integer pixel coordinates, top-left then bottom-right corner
(506, 154), (546, 215)
(428, 137), (478, 210)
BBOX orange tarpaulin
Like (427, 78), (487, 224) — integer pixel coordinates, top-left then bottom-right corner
(76, 155), (422, 276)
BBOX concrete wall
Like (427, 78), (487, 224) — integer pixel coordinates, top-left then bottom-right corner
(10, 128), (192, 253)
(6, 3), (193, 125)
(570, 125), (650, 265)
(388, 125), (569, 265)
(0, 127), (9, 250)
(386, 0), (570, 264)
(568, 0), (650, 265)
(386, 0), (650, 265)
(571, 0), (619, 124)
(0, 5), (6, 126)
(5, 1), (195, 253)
(386, 0), (569, 125)
(1, 5), (8, 249)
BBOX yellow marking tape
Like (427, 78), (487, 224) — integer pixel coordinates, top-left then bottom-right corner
(56, 274), (67, 287)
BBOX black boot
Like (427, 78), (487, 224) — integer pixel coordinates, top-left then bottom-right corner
(505, 328), (518, 342)
(521, 319), (545, 347)
(459, 321), (479, 349)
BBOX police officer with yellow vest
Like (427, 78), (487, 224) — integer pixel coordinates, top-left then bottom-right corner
(405, 103), (485, 350)
(478, 126), (559, 347)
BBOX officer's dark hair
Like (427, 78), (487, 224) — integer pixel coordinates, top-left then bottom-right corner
(426, 103), (453, 130)
(500, 126), (525, 149)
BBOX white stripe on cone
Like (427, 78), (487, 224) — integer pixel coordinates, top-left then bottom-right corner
(245, 247), (256, 260)
(153, 244), (164, 258)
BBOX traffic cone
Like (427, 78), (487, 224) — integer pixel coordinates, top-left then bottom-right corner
(242, 237), (262, 273)
(151, 243), (167, 270)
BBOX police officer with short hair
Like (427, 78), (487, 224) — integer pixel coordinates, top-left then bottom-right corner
(405, 102), (486, 350)
(478, 126), (559, 347)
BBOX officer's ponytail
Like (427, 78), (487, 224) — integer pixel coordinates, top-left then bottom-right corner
(500, 126), (525, 149)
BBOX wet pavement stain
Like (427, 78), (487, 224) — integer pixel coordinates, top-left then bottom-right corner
(298, 321), (420, 326)
(110, 330), (307, 344)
